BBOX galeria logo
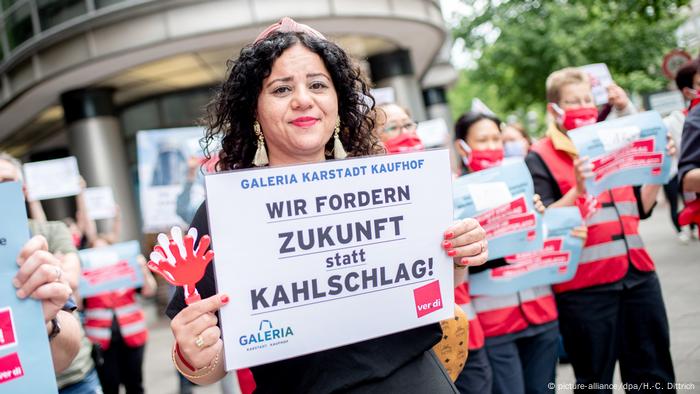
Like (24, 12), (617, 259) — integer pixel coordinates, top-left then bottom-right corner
(239, 320), (294, 348)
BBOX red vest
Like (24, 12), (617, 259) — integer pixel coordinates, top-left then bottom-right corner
(84, 289), (148, 350)
(472, 286), (558, 338)
(531, 137), (655, 292)
(454, 280), (484, 349)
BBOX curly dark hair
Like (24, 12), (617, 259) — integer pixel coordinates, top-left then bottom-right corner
(203, 31), (382, 171)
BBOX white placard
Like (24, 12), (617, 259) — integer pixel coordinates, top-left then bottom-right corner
(648, 90), (685, 116)
(597, 126), (642, 151)
(471, 98), (496, 116)
(580, 63), (613, 105)
(416, 118), (450, 148)
(370, 87), (395, 106)
(467, 182), (513, 212)
(23, 157), (81, 201)
(84, 186), (116, 220)
(205, 150), (455, 369)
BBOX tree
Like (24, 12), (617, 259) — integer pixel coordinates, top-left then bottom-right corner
(448, 0), (690, 133)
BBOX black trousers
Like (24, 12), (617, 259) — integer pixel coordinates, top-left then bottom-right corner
(95, 337), (145, 394)
(455, 347), (493, 394)
(556, 274), (675, 394)
(486, 326), (559, 394)
(662, 175), (681, 232)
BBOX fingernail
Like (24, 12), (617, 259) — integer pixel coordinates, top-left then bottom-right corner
(12, 278), (20, 288)
(16, 290), (25, 298)
(461, 257), (470, 266)
(220, 295), (229, 304)
(442, 241), (452, 249)
(447, 250), (457, 257)
(444, 231), (454, 240)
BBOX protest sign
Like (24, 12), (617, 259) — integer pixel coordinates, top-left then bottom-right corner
(470, 207), (584, 296)
(136, 127), (209, 232)
(78, 241), (143, 297)
(453, 159), (543, 260)
(0, 182), (57, 393)
(84, 186), (117, 220)
(205, 150), (455, 369)
(416, 118), (450, 148)
(370, 87), (395, 106)
(23, 156), (81, 201)
(471, 98), (496, 116)
(569, 111), (670, 196)
(580, 63), (613, 105)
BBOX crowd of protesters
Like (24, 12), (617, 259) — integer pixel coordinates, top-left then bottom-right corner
(2, 16), (700, 394)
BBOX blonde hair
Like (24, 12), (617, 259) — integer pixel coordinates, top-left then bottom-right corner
(545, 67), (590, 104)
(0, 151), (23, 183)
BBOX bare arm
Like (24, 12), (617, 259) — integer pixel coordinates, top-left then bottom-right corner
(48, 310), (81, 373)
(683, 169), (700, 193)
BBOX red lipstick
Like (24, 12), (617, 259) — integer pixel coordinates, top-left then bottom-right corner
(291, 116), (318, 127)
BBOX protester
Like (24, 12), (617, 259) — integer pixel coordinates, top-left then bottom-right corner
(501, 122), (531, 158)
(678, 83), (700, 236)
(0, 152), (84, 375)
(452, 111), (586, 394)
(525, 67), (676, 393)
(661, 59), (700, 242)
(163, 17), (488, 393)
(375, 102), (424, 153)
(83, 240), (157, 394)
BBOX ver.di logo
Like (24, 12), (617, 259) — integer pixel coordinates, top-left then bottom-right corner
(239, 320), (294, 351)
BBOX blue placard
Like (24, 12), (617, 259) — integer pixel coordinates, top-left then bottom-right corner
(569, 111), (671, 196)
(453, 159), (543, 260)
(470, 207), (584, 296)
(78, 241), (143, 297)
(0, 182), (58, 393)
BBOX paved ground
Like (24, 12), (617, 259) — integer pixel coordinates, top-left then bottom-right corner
(141, 202), (700, 394)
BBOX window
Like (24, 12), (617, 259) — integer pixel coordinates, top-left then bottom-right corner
(5, 3), (32, 49)
(36, 0), (86, 31)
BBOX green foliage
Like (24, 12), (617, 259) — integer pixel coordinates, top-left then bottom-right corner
(448, 0), (689, 132)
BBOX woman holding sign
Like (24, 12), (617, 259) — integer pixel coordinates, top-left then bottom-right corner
(452, 111), (579, 394)
(525, 67), (676, 391)
(163, 18), (488, 393)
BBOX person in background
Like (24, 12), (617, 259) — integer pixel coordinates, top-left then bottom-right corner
(502, 122), (531, 158)
(0, 152), (91, 384)
(84, 247), (157, 394)
(452, 112), (578, 394)
(526, 67), (675, 393)
(663, 59), (700, 242)
(374, 102), (424, 153)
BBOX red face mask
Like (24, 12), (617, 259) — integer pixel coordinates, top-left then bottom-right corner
(72, 233), (82, 248)
(383, 132), (424, 154)
(558, 107), (598, 130)
(468, 149), (504, 172)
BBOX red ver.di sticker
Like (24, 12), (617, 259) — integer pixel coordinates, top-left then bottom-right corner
(413, 280), (443, 318)
(0, 352), (24, 384)
(0, 307), (17, 350)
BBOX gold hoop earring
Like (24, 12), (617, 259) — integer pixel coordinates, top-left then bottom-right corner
(333, 118), (347, 159)
(252, 121), (269, 166)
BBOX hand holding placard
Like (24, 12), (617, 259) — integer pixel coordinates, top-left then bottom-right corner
(148, 227), (214, 305)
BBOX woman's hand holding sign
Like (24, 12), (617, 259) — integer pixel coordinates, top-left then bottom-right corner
(170, 293), (228, 384)
(443, 218), (488, 278)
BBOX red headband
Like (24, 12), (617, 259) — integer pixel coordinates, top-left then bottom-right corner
(254, 17), (326, 43)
